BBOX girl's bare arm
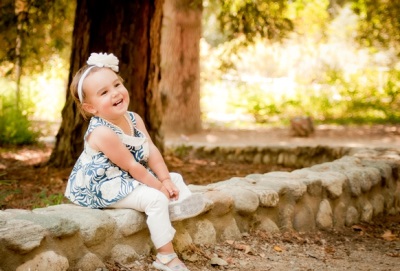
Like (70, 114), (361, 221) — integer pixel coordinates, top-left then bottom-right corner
(87, 125), (169, 198)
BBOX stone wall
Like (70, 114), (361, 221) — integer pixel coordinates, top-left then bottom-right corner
(166, 144), (356, 168)
(1, 146), (399, 271)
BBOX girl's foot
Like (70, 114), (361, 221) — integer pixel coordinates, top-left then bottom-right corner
(152, 253), (190, 271)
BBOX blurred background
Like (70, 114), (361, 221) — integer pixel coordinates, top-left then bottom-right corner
(1, 0), (399, 145)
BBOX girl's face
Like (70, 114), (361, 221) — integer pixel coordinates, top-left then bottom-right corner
(82, 68), (130, 122)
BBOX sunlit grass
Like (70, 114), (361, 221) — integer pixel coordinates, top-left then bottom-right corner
(200, 4), (400, 128)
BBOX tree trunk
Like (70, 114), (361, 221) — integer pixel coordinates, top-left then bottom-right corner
(160, 0), (202, 135)
(49, 0), (164, 167)
(14, 0), (27, 109)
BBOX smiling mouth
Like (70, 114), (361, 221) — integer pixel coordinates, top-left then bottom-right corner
(113, 99), (123, 106)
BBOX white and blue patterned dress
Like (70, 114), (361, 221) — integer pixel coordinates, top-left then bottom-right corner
(65, 112), (151, 208)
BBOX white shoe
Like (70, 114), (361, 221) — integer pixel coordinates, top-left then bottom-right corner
(169, 193), (205, 221)
(152, 253), (190, 271)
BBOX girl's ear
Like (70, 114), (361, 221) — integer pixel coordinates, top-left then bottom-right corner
(82, 103), (97, 115)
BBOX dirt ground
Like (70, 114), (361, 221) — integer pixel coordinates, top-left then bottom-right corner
(1, 124), (400, 270)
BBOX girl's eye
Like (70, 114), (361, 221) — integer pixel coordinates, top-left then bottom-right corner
(114, 82), (121, 88)
(101, 90), (108, 96)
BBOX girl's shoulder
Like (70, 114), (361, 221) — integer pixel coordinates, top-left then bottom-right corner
(88, 116), (114, 129)
(126, 111), (140, 127)
(85, 116), (121, 138)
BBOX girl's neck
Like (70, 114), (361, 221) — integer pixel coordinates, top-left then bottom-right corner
(100, 113), (133, 136)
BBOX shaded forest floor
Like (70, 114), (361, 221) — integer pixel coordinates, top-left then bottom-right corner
(0, 144), (293, 210)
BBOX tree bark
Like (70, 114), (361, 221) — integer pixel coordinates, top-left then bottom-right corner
(49, 0), (164, 167)
(160, 0), (202, 135)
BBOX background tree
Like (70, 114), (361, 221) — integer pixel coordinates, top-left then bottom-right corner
(351, 0), (400, 53)
(160, 0), (294, 135)
(0, 0), (73, 106)
(49, 0), (164, 167)
(160, 0), (203, 134)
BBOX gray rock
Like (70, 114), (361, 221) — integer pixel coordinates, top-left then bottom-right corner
(258, 217), (280, 233)
(248, 173), (307, 202)
(34, 205), (116, 247)
(0, 219), (46, 253)
(210, 256), (228, 266)
(218, 185), (259, 214)
(75, 252), (105, 271)
(345, 206), (359, 226)
(110, 244), (139, 265)
(316, 199), (333, 230)
(371, 194), (385, 216)
(293, 204), (315, 231)
(219, 217), (241, 240)
(279, 204), (295, 231)
(16, 251), (69, 271)
(360, 200), (373, 222)
(186, 219), (216, 245)
(103, 209), (146, 237)
(203, 191), (232, 216)
(361, 160), (393, 185)
(333, 201), (347, 228)
(293, 169), (346, 199)
(14, 212), (79, 238)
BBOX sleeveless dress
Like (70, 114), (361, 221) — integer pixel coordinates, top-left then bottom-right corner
(65, 112), (152, 208)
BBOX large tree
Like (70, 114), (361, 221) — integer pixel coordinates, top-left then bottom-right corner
(160, 0), (203, 134)
(49, 0), (164, 167)
(160, 0), (294, 135)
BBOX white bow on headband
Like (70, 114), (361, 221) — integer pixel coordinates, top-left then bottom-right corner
(77, 53), (120, 103)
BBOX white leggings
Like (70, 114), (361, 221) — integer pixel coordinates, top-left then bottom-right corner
(109, 172), (192, 249)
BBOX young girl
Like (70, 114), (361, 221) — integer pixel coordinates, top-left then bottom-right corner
(65, 52), (204, 271)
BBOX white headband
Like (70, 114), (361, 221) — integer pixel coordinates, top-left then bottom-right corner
(77, 53), (119, 103)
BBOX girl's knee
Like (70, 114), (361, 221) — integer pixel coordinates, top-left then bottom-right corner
(170, 172), (183, 181)
(149, 190), (169, 208)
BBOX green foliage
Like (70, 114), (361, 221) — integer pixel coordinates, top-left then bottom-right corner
(203, 0), (294, 71)
(0, 0), (75, 76)
(0, 90), (40, 145)
(287, 0), (330, 37)
(216, 0), (293, 43)
(32, 190), (66, 209)
(351, 0), (400, 52)
(229, 82), (294, 124)
(227, 68), (400, 125)
(0, 180), (21, 209)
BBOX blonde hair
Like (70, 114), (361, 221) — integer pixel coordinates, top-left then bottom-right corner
(70, 66), (125, 119)
(70, 65), (101, 119)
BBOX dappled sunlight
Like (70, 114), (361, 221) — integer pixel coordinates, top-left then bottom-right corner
(166, 124), (400, 149)
(26, 56), (68, 122)
(200, 4), (400, 128)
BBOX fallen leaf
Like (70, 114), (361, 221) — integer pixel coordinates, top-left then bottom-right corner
(210, 256), (228, 266)
(382, 230), (397, 241)
(234, 244), (251, 254)
(273, 245), (283, 252)
(324, 246), (336, 254)
(386, 252), (400, 257)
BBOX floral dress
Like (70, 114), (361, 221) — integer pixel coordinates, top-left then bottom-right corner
(65, 112), (150, 208)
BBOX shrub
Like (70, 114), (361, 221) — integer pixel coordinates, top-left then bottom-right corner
(0, 94), (40, 146)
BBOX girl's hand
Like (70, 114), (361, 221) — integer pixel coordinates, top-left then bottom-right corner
(162, 179), (180, 201)
(159, 185), (171, 200)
